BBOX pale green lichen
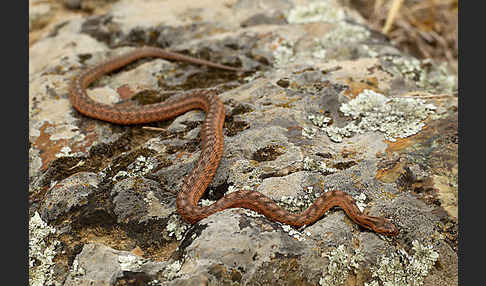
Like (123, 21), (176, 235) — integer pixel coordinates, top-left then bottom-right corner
(130, 156), (155, 174)
(277, 187), (316, 240)
(320, 245), (349, 285)
(272, 38), (296, 68)
(226, 184), (240, 194)
(303, 156), (338, 174)
(319, 245), (365, 286)
(302, 126), (318, 139)
(307, 112), (355, 143)
(200, 199), (214, 207)
(280, 224), (311, 241)
(367, 240), (439, 286)
(349, 248), (365, 270)
(319, 234), (437, 286)
(355, 192), (367, 212)
(383, 56), (457, 93)
(55, 146), (74, 158)
(67, 257), (86, 283)
(118, 252), (143, 269)
(49, 180), (58, 189)
(112, 170), (129, 181)
(165, 215), (189, 241)
(148, 279), (161, 285)
(242, 208), (265, 219)
(112, 155), (155, 181)
(323, 123), (360, 143)
(286, 2), (372, 61)
(361, 44), (380, 58)
(322, 21), (370, 45)
(308, 114), (332, 128)
(286, 1), (345, 24)
(29, 212), (60, 286)
(279, 192), (316, 213)
(278, 187), (329, 216)
(339, 89), (436, 142)
(312, 22), (371, 60)
(228, 159), (265, 188)
(311, 41), (328, 59)
(310, 89), (436, 142)
(163, 260), (182, 280)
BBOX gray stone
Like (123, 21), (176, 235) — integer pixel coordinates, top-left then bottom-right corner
(111, 177), (174, 224)
(40, 172), (101, 222)
(64, 243), (167, 286)
(29, 0), (458, 285)
(64, 0), (82, 10)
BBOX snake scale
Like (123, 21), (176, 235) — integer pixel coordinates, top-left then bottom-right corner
(69, 46), (399, 236)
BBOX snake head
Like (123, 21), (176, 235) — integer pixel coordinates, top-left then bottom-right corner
(358, 215), (399, 236)
(368, 217), (399, 236)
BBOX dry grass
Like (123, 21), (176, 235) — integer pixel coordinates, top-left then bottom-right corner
(349, 0), (458, 75)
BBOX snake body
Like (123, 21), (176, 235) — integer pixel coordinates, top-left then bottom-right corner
(70, 47), (399, 236)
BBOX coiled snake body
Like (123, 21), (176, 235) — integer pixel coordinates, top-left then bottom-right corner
(70, 47), (399, 236)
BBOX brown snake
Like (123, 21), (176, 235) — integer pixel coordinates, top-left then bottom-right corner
(69, 46), (399, 236)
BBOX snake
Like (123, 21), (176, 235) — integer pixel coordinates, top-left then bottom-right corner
(69, 46), (399, 236)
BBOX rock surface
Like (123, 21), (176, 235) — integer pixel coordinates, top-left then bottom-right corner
(29, 0), (458, 285)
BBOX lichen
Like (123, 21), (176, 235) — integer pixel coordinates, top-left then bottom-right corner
(310, 89), (436, 142)
(276, 187), (373, 242)
(383, 56), (457, 93)
(303, 157), (338, 174)
(355, 193), (367, 212)
(272, 38), (296, 68)
(29, 212), (60, 286)
(308, 114), (332, 128)
(228, 159), (265, 188)
(163, 260), (182, 280)
(322, 21), (370, 45)
(302, 126), (318, 139)
(200, 199), (214, 207)
(340, 89), (436, 142)
(312, 22), (371, 60)
(323, 123), (359, 143)
(280, 224), (310, 242)
(67, 257), (86, 283)
(279, 194), (312, 213)
(367, 240), (439, 286)
(118, 252), (143, 269)
(319, 245), (364, 286)
(112, 155), (155, 181)
(318, 237), (435, 286)
(130, 155), (155, 175)
(165, 215), (189, 241)
(286, 1), (345, 24)
(55, 146), (75, 158)
(226, 184), (239, 194)
(112, 170), (129, 181)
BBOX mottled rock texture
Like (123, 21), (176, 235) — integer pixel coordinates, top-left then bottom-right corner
(29, 0), (457, 285)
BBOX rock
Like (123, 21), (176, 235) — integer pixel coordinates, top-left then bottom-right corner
(40, 172), (101, 222)
(64, 0), (82, 10)
(29, 0), (52, 31)
(111, 177), (175, 224)
(29, 0), (458, 285)
(64, 243), (167, 285)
